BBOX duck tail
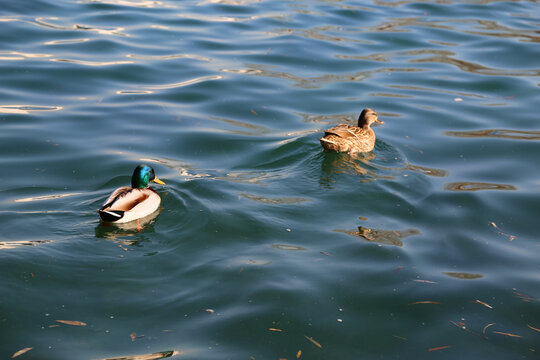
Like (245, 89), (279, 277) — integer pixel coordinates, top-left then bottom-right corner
(99, 209), (124, 222)
(320, 137), (336, 145)
(320, 137), (339, 151)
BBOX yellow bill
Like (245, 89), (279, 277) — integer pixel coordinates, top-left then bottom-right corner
(152, 177), (165, 185)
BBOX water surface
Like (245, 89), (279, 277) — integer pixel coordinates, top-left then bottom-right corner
(1, 0), (539, 359)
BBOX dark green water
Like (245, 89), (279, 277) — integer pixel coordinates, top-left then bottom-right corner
(1, 0), (539, 359)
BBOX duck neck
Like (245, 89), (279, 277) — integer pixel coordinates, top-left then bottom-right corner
(132, 174), (149, 188)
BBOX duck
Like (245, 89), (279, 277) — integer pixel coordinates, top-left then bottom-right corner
(98, 164), (165, 223)
(320, 108), (384, 153)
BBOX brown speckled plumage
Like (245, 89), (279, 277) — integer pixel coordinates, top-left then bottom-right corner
(320, 108), (383, 154)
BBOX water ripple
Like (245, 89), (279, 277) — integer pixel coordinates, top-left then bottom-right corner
(78, 0), (175, 9)
(445, 181), (517, 191)
(34, 17), (128, 36)
(50, 58), (134, 66)
(143, 75), (223, 90)
(446, 129), (540, 140)
(0, 51), (52, 60)
(0, 105), (62, 114)
(221, 64), (423, 89)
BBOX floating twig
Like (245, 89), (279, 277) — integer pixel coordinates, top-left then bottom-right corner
(408, 301), (441, 305)
(11, 347), (33, 359)
(427, 345), (451, 352)
(473, 299), (493, 309)
(56, 320), (87, 326)
(450, 321), (484, 338)
(413, 279), (438, 284)
(482, 323), (496, 338)
(489, 222), (516, 241)
(493, 331), (522, 338)
(304, 335), (323, 348)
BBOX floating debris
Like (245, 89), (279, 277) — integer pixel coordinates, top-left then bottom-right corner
(427, 345), (451, 352)
(483, 323), (496, 338)
(493, 331), (522, 338)
(443, 272), (483, 280)
(11, 347), (33, 358)
(473, 299), (493, 309)
(95, 350), (179, 360)
(269, 328), (282, 332)
(513, 290), (538, 302)
(408, 301), (441, 305)
(450, 320), (484, 338)
(56, 320), (87, 326)
(304, 335), (323, 348)
(413, 279), (438, 284)
(393, 335), (407, 341)
(489, 222), (516, 241)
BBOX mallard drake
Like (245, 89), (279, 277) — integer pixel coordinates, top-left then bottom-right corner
(98, 164), (165, 223)
(320, 108), (384, 153)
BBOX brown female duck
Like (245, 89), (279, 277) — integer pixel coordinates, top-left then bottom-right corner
(320, 108), (383, 153)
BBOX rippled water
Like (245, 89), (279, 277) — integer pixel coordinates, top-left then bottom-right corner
(1, 0), (539, 359)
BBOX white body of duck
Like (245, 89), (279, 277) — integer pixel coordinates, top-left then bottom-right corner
(99, 164), (165, 223)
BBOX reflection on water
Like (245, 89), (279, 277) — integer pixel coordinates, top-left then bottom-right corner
(342, 48), (539, 76)
(14, 193), (83, 203)
(126, 53), (211, 62)
(177, 12), (287, 23)
(443, 272), (483, 280)
(320, 152), (371, 177)
(0, 105), (62, 114)
(271, 26), (370, 44)
(336, 226), (420, 247)
(445, 182), (516, 191)
(404, 164), (448, 177)
(409, 49), (540, 76)
(221, 64), (422, 89)
(319, 150), (447, 186)
(0, 51), (52, 60)
(79, 0), (173, 9)
(144, 75), (223, 90)
(240, 193), (310, 205)
(34, 17), (128, 36)
(446, 129), (540, 140)
(271, 244), (307, 251)
(44, 38), (91, 45)
(389, 84), (487, 100)
(50, 59), (134, 66)
(0, 240), (52, 250)
(94, 211), (160, 241)
(209, 116), (271, 136)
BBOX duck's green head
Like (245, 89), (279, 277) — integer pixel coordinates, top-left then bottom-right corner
(131, 164), (166, 188)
